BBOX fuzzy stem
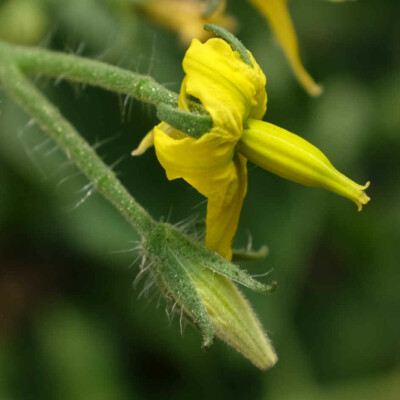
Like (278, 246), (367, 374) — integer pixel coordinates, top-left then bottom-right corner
(0, 40), (212, 136)
(0, 62), (156, 236)
(0, 40), (179, 107)
(0, 40), (208, 114)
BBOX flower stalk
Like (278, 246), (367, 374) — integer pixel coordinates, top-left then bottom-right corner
(0, 61), (156, 236)
(0, 39), (212, 138)
(0, 40), (178, 106)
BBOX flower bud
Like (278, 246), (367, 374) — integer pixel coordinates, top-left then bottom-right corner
(143, 223), (278, 369)
(238, 119), (370, 210)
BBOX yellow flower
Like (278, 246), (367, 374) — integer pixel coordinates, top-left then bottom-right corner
(133, 36), (369, 260)
(153, 38), (266, 260)
(247, 0), (347, 96)
(139, 0), (237, 46)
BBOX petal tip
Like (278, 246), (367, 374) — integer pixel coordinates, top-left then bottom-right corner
(356, 181), (371, 211)
(309, 83), (324, 97)
(131, 131), (154, 156)
(256, 345), (278, 371)
(362, 181), (371, 190)
(131, 149), (142, 156)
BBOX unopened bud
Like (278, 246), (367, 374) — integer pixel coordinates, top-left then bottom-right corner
(143, 223), (278, 369)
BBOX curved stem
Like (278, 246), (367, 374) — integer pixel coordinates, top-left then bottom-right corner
(0, 62), (156, 237)
(0, 40), (212, 137)
(0, 40), (178, 107)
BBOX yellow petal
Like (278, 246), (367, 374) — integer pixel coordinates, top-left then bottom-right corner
(179, 38), (267, 138)
(154, 123), (247, 259)
(131, 130), (154, 156)
(248, 0), (323, 96)
(238, 119), (370, 210)
(205, 153), (248, 260)
(153, 38), (267, 258)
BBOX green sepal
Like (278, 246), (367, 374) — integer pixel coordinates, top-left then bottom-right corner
(148, 224), (277, 294)
(232, 245), (269, 262)
(143, 223), (277, 350)
(203, 24), (253, 67)
(156, 103), (212, 139)
(189, 245), (277, 294)
(144, 225), (214, 348)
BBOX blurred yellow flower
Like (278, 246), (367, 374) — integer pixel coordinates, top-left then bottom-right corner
(140, 0), (349, 95)
(133, 37), (369, 260)
(139, 0), (236, 45)
(248, 0), (347, 96)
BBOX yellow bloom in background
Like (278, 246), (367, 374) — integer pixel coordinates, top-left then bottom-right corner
(248, 0), (348, 96)
(140, 0), (350, 95)
(133, 36), (369, 260)
(139, 0), (236, 45)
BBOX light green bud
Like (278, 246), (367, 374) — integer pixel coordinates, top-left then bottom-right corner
(143, 223), (278, 370)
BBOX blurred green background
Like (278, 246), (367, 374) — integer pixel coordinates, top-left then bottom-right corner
(0, 0), (399, 399)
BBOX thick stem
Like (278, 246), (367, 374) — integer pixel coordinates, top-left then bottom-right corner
(0, 62), (156, 236)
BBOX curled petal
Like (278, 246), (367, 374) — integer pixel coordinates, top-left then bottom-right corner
(131, 130), (154, 156)
(179, 38), (267, 138)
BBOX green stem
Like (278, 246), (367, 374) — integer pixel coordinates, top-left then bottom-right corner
(0, 40), (178, 107)
(156, 103), (212, 138)
(0, 62), (156, 236)
(0, 40), (212, 136)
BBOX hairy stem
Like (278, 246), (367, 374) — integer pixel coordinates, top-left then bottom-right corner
(0, 40), (179, 107)
(0, 40), (212, 135)
(0, 62), (156, 236)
